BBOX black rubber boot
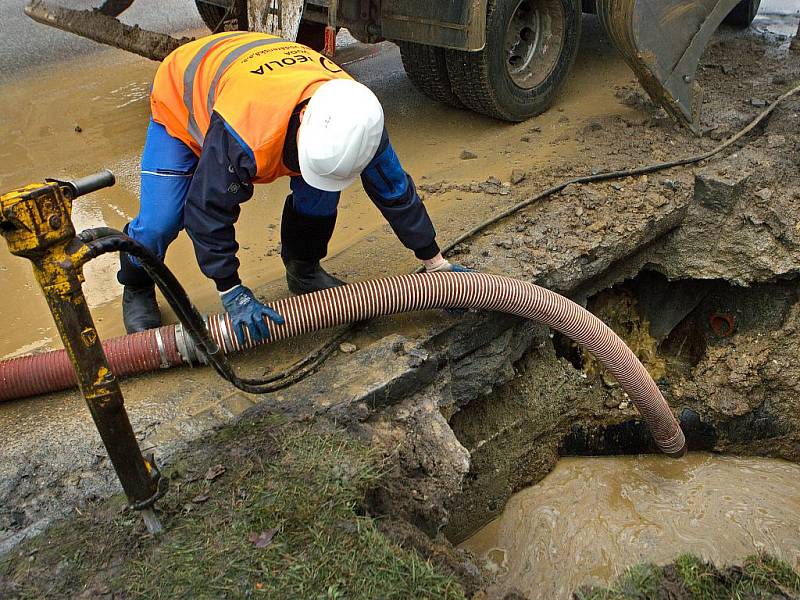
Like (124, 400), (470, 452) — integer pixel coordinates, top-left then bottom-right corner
(280, 195), (344, 295)
(117, 226), (162, 333)
(122, 285), (162, 333)
(283, 257), (346, 295)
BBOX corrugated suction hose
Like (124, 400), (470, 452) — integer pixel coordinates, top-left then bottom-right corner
(0, 272), (686, 456)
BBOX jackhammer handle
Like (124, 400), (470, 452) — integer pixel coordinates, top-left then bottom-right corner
(65, 170), (116, 198)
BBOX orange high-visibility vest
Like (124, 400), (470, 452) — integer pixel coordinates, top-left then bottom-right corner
(150, 32), (352, 183)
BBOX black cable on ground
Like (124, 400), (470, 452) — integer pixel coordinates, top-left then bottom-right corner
(435, 82), (800, 260)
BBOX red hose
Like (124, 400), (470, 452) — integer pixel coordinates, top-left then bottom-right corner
(0, 273), (686, 455)
(0, 327), (181, 402)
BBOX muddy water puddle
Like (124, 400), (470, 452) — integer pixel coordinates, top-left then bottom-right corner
(462, 453), (800, 599)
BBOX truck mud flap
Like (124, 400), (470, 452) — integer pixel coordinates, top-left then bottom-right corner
(597, 0), (741, 133)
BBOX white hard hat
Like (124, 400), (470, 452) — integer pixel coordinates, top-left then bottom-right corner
(298, 79), (384, 192)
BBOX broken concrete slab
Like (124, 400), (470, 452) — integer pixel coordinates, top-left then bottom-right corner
(270, 334), (439, 414)
(694, 163), (750, 212)
(596, 138), (800, 288)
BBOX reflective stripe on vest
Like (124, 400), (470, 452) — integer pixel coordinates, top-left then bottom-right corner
(183, 31), (247, 146)
(181, 32), (291, 147)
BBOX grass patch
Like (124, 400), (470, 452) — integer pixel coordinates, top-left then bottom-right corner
(674, 553), (728, 599)
(576, 553), (800, 600)
(574, 563), (663, 600)
(1, 417), (464, 600)
(731, 554), (800, 599)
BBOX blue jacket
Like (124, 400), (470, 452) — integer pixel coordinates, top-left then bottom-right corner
(183, 111), (439, 290)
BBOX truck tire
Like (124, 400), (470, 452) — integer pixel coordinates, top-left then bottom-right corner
(723, 0), (761, 28)
(397, 41), (464, 108)
(196, 1), (230, 31)
(445, 0), (581, 122)
(97, 0), (135, 17)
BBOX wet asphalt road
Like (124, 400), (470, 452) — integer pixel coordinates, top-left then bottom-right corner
(0, 0), (203, 78)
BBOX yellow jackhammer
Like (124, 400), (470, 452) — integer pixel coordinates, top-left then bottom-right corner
(0, 172), (166, 533)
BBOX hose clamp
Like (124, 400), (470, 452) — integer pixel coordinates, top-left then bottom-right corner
(175, 317), (208, 366)
(174, 323), (198, 366)
(195, 317), (210, 365)
(153, 328), (170, 369)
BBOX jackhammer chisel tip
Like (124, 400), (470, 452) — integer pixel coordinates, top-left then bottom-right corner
(140, 508), (163, 535)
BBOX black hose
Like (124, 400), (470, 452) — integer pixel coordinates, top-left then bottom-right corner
(434, 82), (800, 261)
(79, 229), (340, 393)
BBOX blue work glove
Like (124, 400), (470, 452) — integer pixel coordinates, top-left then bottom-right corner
(423, 258), (474, 316)
(220, 285), (285, 346)
(424, 258), (474, 273)
(448, 264), (472, 273)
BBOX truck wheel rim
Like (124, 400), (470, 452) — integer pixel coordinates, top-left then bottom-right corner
(504, 0), (566, 90)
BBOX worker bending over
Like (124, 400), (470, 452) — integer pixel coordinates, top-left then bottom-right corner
(120, 32), (466, 343)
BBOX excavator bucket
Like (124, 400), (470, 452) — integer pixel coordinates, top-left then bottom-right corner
(25, 0), (308, 62)
(597, 0), (742, 133)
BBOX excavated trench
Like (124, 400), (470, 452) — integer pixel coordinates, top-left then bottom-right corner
(432, 271), (800, 596)
(441, 274), (796, 526)
(374, 79), (800, 595)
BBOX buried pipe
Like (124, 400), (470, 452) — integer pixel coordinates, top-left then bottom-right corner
(0, 271), (686, 457)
